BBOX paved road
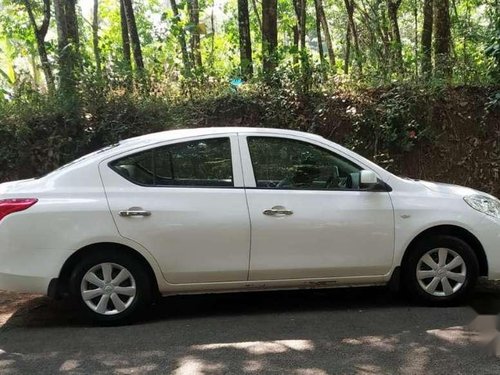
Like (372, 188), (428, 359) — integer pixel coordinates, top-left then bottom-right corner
(1, 285), (500, 374)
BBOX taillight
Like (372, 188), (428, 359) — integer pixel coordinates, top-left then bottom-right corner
(0, 198), (38, 221)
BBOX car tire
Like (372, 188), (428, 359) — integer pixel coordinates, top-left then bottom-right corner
(402, 235), (479, 305)
(70, 250), (153, 325)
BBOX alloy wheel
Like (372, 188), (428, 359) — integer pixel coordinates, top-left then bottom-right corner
(80, 262), (137, 315)
(416, 248), (467, 297)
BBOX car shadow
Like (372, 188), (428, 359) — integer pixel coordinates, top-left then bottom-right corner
(2, 286), (403, 328)
(2, 281), (500, 329)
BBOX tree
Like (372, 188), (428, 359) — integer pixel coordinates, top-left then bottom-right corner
(170, 0), (191, 74)
(386, 0), (403, 72)
(315, 0), (335, 67)
(293, 0), (306, 51)
(250, 0), (262, 31)
(92, 0), (102, 76)
(262, 0), (278, 75)
(434, 0), (452, 78)
(22, 0), (54, 92)
(344, 0), (362, 74)
(122, 0), (144, 71)
(357, 0), (390, 76)
(187, 0), (202, 68)
(343, 18), (351, 73)
(238, 0), (253, 78)
(119, 0), (132, 71)
(53, 0), (80, 94)
(314, 0), (325, 64)
(421, 0), (433, 77)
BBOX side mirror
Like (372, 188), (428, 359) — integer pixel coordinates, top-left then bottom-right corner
(360, 170), (378, 187)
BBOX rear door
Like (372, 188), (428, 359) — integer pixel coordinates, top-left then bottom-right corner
(99, 134), (251, 284)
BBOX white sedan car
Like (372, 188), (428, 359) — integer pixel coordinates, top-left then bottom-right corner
(1, 127), (499, 324)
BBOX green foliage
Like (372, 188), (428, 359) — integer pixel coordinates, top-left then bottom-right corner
(0, 79), (168, 181)
(486, 31), (500, 79)
(347, 87), (431, 169)
(0, 0), (498, 91)
(0, 0), (499, 196)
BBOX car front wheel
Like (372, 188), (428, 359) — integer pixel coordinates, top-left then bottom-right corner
(403, 235), (479, 304)
(70, 251), (152, 325)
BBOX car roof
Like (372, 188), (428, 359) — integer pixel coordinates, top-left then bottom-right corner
(122, 127), (324, 145)
(105, 127), (326, 157)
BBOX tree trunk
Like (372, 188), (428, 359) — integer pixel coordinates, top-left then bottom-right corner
(262, 0), (278, 75)
(313, 0), (324, 64)
(238, 0), (253, 78)
(421, 0), (433, 77)
(92, 0), (102, 76)
(344, 18), (351, 74)
(188, 0), (202, 68)
(209, 3), (215, 68)
(250, 0), (262, 32)
(413, 0), (418, 79)
(357, 1), (386, 75)
(120, 0), (132, 70)
(315, 0), (335, 66)
(434, 0), (452, 78)
(54, 0), (80, 94)
(22, 0), (55, 92)
(122, 0), (145, 70)
(65, 0), (79, 49)
(380, 2), (392, 64)
(300, 0), (306, 50)
(292, 25), (299, 64)
(386, 0), (403, 72)
(170, 0), (191, 73)
(292, 0), (306, 51)
(344, 0), (362, 73)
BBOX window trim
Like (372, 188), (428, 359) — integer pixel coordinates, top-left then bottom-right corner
(241, 135), (392, 192)
(107, 136), (238, 189)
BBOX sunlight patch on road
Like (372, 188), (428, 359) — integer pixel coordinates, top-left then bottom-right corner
(400, 345), (429, 375)
(426, 326), (484, 345)
(59, 359), (80, 372)
(341, 335), (398, 351)
(173, 356), (224, 375)
(115, 365), (158, 374)
(191, 339), (314, 354)
(295, 368), (329, 375)
(354, 364), (382, 374)
(242, 360), (263, 372)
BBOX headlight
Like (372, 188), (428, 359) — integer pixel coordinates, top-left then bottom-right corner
(464, 194), (500, 218)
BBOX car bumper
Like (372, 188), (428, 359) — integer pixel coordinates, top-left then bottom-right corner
(478, 215), (500, 280)
(0, 272), (52, 294)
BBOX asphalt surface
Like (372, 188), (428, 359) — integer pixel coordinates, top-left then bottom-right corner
(1, 284), (500, 374)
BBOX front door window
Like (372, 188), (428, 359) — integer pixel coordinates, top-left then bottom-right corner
(247, 137), (363, 190)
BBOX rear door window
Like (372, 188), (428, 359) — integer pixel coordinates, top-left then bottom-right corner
(110, 137), (233, 187)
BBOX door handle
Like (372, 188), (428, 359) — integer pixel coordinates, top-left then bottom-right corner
(119, 209), (151, 217)
(263, 206), (293, 216)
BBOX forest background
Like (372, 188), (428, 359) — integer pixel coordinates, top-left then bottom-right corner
(0, 0), (499, 195)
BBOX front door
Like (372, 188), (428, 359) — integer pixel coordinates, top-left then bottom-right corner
(239, 134), (394, 280)
(100, 135), (251, 284)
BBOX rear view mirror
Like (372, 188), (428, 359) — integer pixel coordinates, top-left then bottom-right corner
(360, 170), (378, 186)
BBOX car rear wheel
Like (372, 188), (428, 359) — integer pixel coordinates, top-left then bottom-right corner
(402, 235), (479, 304)
(70, 251), (152, 325)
